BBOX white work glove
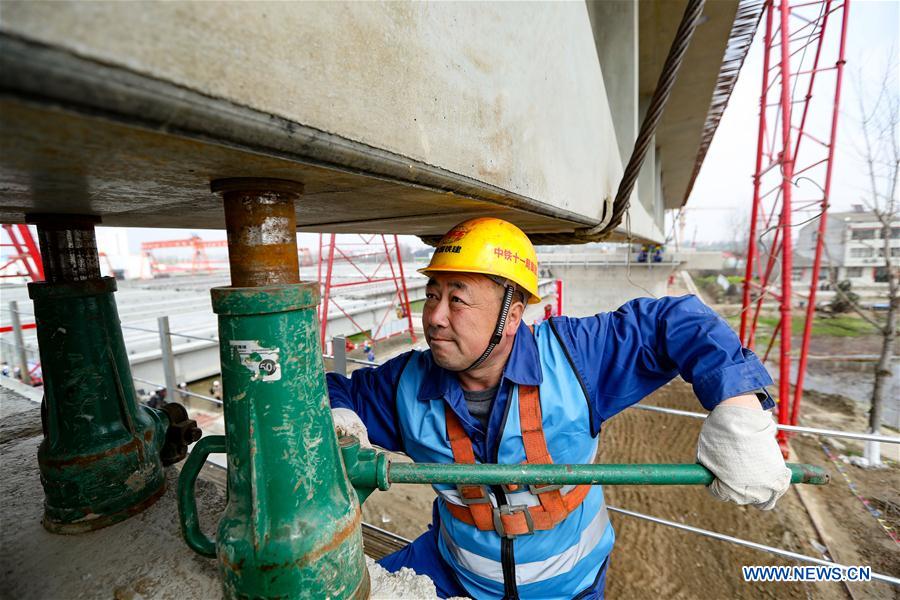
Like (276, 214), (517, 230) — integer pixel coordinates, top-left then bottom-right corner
(331, 407), (372, 448)
(697, 405), (791, 510)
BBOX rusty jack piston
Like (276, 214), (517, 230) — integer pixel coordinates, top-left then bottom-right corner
(25, 213), (198, 534)
(212, 178), (303, 287)
(178, 180), (369, 599)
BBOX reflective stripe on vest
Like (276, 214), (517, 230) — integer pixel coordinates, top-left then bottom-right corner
(443, 381), (591, 536)
(395, 321), (612, 598)
(440, 503), (611, 586)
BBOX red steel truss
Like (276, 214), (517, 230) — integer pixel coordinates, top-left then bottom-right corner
(140, 236), (229, 278)
(740, 0), (849, 453)
(141, 236), (313, 278)
(318, 233), (417, 352)
(0, 224), (43, 281)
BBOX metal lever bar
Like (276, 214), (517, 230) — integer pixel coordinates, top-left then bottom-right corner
(387, 462), (829, 486)
(339, 437), (829, 494)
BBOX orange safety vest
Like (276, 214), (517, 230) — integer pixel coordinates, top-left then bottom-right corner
(443, 383), (590, 536)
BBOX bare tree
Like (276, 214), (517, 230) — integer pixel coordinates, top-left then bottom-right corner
(726, 210), (751, 263)
(860, 61), (899, 466)
(826, 56), (900, 466)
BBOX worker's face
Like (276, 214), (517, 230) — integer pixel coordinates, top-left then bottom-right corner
(423, 273), (519, 371)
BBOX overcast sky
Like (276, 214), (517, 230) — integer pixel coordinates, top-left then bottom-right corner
(681, 0), (899, 244)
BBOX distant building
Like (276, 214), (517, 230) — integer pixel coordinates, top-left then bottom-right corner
(793, 207), (900, 288)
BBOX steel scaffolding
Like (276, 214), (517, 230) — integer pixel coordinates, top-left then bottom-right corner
(740, 0), (850, 454)
(317, 233), (417, 353)
(0, 224), (43, 282)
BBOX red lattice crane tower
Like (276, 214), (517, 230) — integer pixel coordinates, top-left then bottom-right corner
(318, 234), (417, 353)
(0, 224), (43, 281)
(140, 236), (229, 278)
(740, 0), (849, 453)
(141, 236), (313, 278)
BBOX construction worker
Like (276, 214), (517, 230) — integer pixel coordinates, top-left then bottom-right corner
(148, 387), (167, 408)
(327, 217), (789, 599)
(363, 340), (376, 363)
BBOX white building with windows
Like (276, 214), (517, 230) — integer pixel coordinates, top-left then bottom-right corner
(794, 207), (900, 289)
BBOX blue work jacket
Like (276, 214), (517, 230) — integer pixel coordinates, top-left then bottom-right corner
(326, 295), (774, 597)
(327, 295), (773, 459)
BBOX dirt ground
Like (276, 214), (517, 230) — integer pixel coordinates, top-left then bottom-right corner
(599, 382), (897, 600)
(361, 454), (437, 542)
(790, 435), (899, 589)
(362, 381), (898, 599)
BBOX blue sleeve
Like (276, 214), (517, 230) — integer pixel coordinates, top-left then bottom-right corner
(326, 351), (413, 452)
(550, 295), (774, 428)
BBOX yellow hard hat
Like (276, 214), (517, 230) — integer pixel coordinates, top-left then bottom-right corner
(419, 217), (541, 304)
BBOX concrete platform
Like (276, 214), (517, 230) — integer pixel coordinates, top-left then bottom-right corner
(540, 253), (682, 316)
(0, 387), (222, 599)
(0, 383), (407, 599)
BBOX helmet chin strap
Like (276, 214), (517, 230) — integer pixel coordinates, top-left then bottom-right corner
(464, 283), (514, 372)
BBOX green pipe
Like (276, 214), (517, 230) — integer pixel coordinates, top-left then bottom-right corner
(341, 437), (828, 507)
(387, 462), (829, 486)
(178, 435), (223, 558)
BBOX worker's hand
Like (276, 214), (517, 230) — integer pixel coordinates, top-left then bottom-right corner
(331, 407), (372, 448)
(696, 404), (791, 510)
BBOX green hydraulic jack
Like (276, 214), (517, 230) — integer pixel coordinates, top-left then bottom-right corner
(28, 214), (200, 534)
(176, 181), (829, 598)
(178, 180), (369, 599)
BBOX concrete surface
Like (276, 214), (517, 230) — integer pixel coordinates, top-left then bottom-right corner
(547, 262), (679, 317)
(1, 273), (560, 392)
(638, 0), (740, 210)
(2, 2), (619, 221)
(587, 0), (639, 169)
(0, 2), (741, 243)
(0, 273), (428, 389)
(0, 394), (223, 599)
(671, 250), (727, 271)
(0, 2), (620, 237)
(0, 376), (41, 417)
(0, 384), (454, 599)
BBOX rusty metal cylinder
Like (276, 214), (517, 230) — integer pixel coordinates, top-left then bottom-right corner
(27, 214), (102, 283)
(212, 178), (302, 288)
